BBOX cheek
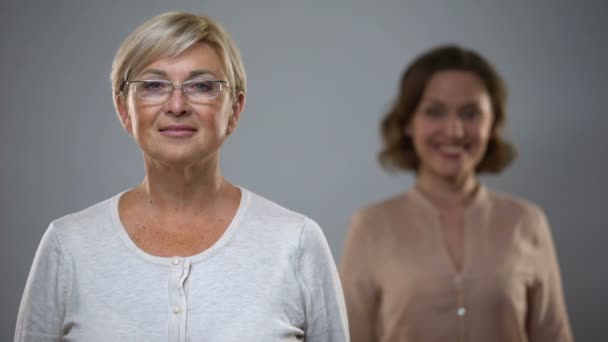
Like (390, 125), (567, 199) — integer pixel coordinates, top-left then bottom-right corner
(215, 104), (234, 130)
(409, 129), (435, 160)
(130, 101), (160, 125)
(200, 109), (225, 133)
(410, 121), (436, 147)
(479, 124), (494, 146)
(129, 110), (146, 132)
(129, 111), (159, 140)
(469, 119), (493, 143)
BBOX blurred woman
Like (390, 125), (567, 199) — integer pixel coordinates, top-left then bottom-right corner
(340, 45), (572, 342)
(16, 12), (348, 341)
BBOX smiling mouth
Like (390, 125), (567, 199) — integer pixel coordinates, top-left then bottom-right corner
(159, 126), (197, 137)
(437, 144), (469, 158)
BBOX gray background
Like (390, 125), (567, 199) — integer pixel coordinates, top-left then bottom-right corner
(1, 0), (606, 340)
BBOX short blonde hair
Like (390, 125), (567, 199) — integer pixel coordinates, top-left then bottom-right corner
(111, 11), (246, 113)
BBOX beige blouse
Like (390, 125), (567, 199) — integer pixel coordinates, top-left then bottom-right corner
(340, 185), (573, 342)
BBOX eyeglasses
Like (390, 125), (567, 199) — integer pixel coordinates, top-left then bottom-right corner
(125, 79), (230, 104)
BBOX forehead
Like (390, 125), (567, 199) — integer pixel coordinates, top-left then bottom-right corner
(138, 42), (225, 79)
(423, 70), (489, 101)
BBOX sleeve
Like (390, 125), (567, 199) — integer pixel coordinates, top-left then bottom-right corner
(339, 210), (379, 342)
(15, 222), (72, 342)
(296, 217), (349, 342)
(526, 209), (574, 342)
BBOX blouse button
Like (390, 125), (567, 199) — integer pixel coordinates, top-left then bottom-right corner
(173, 305), (181, 314)
(457, 307), (466, 317)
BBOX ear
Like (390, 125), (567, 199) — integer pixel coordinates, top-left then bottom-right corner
(226, 91), (246, 136)
(116, 94), (133, 136)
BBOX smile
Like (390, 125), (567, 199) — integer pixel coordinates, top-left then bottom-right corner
(437, 144), (468, 158)
(159, 125), (197, 137)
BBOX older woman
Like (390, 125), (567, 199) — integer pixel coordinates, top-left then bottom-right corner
(15, 12), (348, 341)
(340, 45), (573, 342)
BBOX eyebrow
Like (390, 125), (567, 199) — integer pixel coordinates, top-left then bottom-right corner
(189, 70), (217, 78)
(460, 103), (482, 110)
(140, 69), (218, 79)
(420, 98), (485, 113)
(420, 98), (446, 107)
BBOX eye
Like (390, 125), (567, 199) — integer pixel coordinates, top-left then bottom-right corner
(460, 107), (481, 119)
(186, 80), (216, 94)
(140, 81), (169, 92)
(423, 107), (444, 118)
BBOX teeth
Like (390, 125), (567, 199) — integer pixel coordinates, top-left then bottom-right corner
(439, 145), (464, 154)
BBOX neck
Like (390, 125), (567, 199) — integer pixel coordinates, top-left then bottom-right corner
(136, 153), (232, 213)
(415, 169), (479, 209)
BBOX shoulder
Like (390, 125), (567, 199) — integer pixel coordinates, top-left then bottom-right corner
(347, 192), (410, 241)
(485, 189), (553, 248)
(30, 193), (119, 267)
(241, 188), (328, 249)
(245, 189), (310, 229)
(242, 189), (336, 277)
(47, 193), (120, 245)
(486, 190), (547, 223)
(352, 193), (408, 226)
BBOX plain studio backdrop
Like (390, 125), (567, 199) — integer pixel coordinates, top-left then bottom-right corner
(1, 0), (606, 340)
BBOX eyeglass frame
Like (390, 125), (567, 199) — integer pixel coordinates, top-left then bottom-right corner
(123, 79), (231, 104)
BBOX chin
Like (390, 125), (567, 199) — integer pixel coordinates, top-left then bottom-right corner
(431, 162), (474, 181)
(145, 148), (203, 166)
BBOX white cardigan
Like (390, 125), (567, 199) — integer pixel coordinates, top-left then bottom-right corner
(16, 187), (349, 342)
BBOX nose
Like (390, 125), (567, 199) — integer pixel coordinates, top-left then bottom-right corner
(164, 86), (190, 117)
(444, 115), (464, 138)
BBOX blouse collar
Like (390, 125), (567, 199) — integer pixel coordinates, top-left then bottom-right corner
(408, 182), (489, 217)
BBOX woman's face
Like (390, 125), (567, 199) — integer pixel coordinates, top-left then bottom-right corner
(406, 70), (493, 181)
(117, 42), (244, 167)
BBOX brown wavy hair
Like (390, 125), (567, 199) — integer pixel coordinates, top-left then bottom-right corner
(379, 44), (516, 173)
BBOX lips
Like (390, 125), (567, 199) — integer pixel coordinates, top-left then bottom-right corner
(439, 145), (464, 154)
(159, 124), (197, 137)
(437, 144), (468, 158)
